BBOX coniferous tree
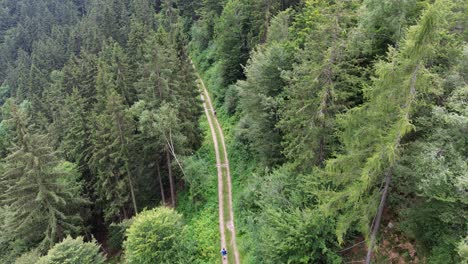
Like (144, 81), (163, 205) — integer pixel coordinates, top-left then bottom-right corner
(319, 0), (451, 244)
(0, 102), (86, 251)
(89, 89), (138, 222)
(280, 0), (361, 171)
(235, 11), (294, 167)
(60, 88), (90, 167)
(7, 50), (31, 102)
(109, 42), (135, 106)
(61, 51), (98, 108)
(356, 0), (425, 57)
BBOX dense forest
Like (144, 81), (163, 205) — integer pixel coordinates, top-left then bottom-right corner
(0, 0), (466, 263)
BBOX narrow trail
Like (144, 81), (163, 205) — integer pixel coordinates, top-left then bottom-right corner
(192, 62), (240, 264)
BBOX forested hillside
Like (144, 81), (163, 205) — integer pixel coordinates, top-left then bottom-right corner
(0, 0), (466, 263)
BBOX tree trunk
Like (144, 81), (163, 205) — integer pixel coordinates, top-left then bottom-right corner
(166, 148), (175, 207)
(156, 162), (166, 205)
(365, 170), (392, 264)
(366, 65), (419, 264)
(126, 163), (138, 214)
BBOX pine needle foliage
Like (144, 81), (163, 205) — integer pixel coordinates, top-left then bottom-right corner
(0, 103), (86, 251)
(319, 0), (451, 243)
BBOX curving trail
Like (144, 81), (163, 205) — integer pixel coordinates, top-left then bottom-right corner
(192, 62), (240, 264)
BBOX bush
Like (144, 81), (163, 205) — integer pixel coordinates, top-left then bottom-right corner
(183, 156), (213, 205)
(38, 236), (104, 264)
(224, 85), (240, 115)
(457, 237), (468, 263)
(108, 219), (133, 251)
(123, 207), (190, 264)
(14, 250), (40, 264)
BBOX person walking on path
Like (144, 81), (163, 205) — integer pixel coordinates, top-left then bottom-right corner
(221, 248), (227, 260)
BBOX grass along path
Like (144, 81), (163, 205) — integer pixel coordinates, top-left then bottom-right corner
(193, 63), (240, 264)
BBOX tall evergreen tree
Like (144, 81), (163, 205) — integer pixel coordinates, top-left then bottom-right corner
(60, 88), (90, 167)
(61, 51), (98, 108)
(89, 90), (138, 222)
(280, 0), (361, 172)
(319, 0), (451, 244)
(0, 102), (86, 251)
(235, 11), (294, 167)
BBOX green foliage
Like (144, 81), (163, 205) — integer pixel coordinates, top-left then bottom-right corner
(0, 103), (86, 251)
(393, 73), (467, 262)
(281, 0), (363, 171)
(0, 0), (466, 262)
(124, 207), (192, 264)
(215, 0), (291, 95)
(14, 250), (40, 264)
(236, 41), (294, 166)
(458, 237), (468, 263)
(183, 205), (220, 263)
(38, 236), (105, 264)
(183, 155), (213, 205)
(238, 166), (341, 263)
(108, 219), (133, 251)
(56, 88), (90, 166)
(89, 89), (137, 222)
(356, 0), (426, 56)
(319, 0), (452, 244)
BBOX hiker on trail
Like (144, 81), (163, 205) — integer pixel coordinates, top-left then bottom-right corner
(213, 109), (217, 116)
(221, 248), (227, 260)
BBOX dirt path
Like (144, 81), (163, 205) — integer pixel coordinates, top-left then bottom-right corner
(193, 63), (240, 264)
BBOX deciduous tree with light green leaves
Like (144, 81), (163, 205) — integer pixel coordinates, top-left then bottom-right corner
(124, 207), (192, 264)
(37, 236), (105, 264)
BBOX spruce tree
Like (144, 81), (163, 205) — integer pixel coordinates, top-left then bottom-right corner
(280, 0), (361, 172)
(61, 51), (98, 109)
(89, 89), (138, 222)
(0, 103), (86, 251)
(319, 0), (451, 244)
(235, 13), (294, 166)
(60, 88), (90, 166)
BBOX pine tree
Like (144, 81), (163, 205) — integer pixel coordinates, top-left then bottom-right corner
(8, 50), (31, 102)
(61, 51), (98, 109)
(355, 0), (425, 57)
(130, 0), (157, 28)
(109, 42), (135, 106)
(60, 88), (90, 166)
(215, 0), (252, 89)
(235, 11), (294, 167)
(171, 53), (203, 150)
(131, 99), (167, 205)
(280, 0), (361, 172)
(319, 0), (451, 244)
(89, 89), (138, 222)
(136, 28), (179, 104)
(127, 19), (149, 90)
(0, 103), (86, 251)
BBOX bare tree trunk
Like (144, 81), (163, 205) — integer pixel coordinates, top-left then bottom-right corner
(114, 110), (137, 215)
(156, 162), (166, 205)
(126, 163), (138, 215)
(166, 148), (175, 207)
(366, 65), (419, 264)
(365, 171), (392, 264)
(166, 130), (187, 179)
(122, 207), (128, 220)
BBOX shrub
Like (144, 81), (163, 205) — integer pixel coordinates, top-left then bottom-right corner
(123, 207), (190, 264)
(38, 236), (104, 264)
(14, 250), (40, 264)
(108, 219), (133, 251)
